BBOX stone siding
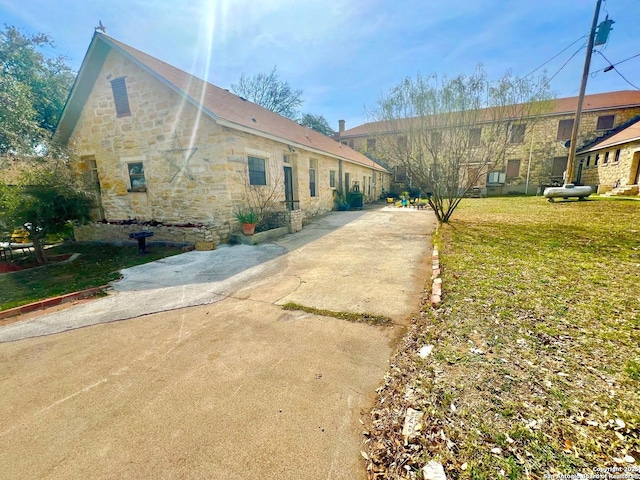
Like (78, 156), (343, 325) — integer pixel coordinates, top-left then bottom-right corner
(578, 140), (640, 191)
(68, 48), (390, 245)
(345, 106), (640, 194)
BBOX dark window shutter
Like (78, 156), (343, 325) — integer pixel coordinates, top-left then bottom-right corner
(110, 77), (131, 117)
(596, 115), (614, 130)
(557, 119), (574, 140)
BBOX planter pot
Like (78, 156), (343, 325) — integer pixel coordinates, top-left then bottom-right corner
(242, 223), (257, 236)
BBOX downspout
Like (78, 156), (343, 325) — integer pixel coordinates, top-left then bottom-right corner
(525, 124), (535, 195)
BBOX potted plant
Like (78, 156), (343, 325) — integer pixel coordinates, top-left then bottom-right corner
(235, 209), (258, 236)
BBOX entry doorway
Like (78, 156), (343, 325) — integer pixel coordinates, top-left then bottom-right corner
(283, 166), (295, 210)
(84, 157), (105, 220)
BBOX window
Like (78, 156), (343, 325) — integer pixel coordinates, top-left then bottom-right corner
(614, 149), (621, 163)
(248, 156), (267, 185)
(506, 159), (521, 179)
(594, 154), (600, 166)
(557, 119), (574, 140)
(470, 128), (482, 146)
(596, 115), (614, 130)
(110, 77), (131, 117)
(510, 124), (526, 144)
(127, 162), (146, 191)
(552, 157), (568, 177)
(367, 138), (376, 151)
(431, 131), (442, 147)
(586, 155), (591, 167)
(604, 151), (610, 165)
(309, 159), (317, 197)
(329, 170), (336, 188)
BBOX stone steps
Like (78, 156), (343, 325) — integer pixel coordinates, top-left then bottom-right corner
(604, 184), (639, 196)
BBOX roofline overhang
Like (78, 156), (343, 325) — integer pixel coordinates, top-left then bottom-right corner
(577, 136), (640, 154)
(215, 118), (389, 173)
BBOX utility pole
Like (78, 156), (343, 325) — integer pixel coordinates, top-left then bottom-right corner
(565, 0), (602, 185)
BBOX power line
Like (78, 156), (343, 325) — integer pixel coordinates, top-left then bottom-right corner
(592, 52), (640, 73)
(595, 50), (640, 90)
(523, 34), (589, 78)
(545, 43), (587, 86)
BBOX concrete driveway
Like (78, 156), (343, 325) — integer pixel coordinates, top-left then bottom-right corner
(0, 206), (437, 480)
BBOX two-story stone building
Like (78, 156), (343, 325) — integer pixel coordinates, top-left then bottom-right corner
(337, 91), (640, 196)
(56, 32), (390, 246)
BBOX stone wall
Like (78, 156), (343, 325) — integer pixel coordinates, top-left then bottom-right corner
(68, 47), (390, 245)
(578, 140), (640, 191)
(74, 221), (230, 246)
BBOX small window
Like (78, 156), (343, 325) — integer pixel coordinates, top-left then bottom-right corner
(596, 115), (614, 130)
(510, 124), (526, 144)
(603, 151), (610, 164)
(309, 159), (317, 197)
(127, 162), (146, 191)
(248, 156), (267, 185)
(594, 154), (600, 166)
(470, 128), (482, 146)
(557, 119), (574, 140)
(614, 149), (621, 163)
(506, 159), (521, 179)
(110, 77), (131, 117)
(329, 170), (336, 188)
(367, 138), (376, 152)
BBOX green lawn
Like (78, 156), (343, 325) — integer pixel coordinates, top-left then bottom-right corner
(366, 196), (640, 479)
(0, 243), (182, 311)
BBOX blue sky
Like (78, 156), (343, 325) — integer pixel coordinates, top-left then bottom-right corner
(2, 0), (639, 129)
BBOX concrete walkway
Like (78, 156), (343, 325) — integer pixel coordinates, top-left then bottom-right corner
(0, 206), (437, 480)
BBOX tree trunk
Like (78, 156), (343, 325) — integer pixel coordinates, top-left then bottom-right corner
(31, 235), (47, 265)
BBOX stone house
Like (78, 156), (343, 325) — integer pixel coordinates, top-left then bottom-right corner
(55, 33), (390, 246)
(576, 118), (640, 196)
(336, 91), (640, 196)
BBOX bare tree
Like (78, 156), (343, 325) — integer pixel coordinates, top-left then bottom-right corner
(370, 66), (552, 222)
(230, 66), (303, 119)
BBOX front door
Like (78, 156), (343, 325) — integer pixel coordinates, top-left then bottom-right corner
(576, 159), (584, 184)
(283, 166), (294, 210)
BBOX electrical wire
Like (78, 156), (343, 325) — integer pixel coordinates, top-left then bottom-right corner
(545, 43), (587, 86)
(592, 52), (640, 73)
(595, 50), (640, 90)
(523, 34), (589, 78)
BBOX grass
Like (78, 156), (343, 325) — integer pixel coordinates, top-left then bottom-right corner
(281, 301), (392, 326)
(365, 196), (640, 479)
(0, 243), (182, 311)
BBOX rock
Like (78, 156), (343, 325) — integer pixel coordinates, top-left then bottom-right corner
(422, 460), (447, 480)
(402, 408), (424, 440)
(419, 345), (434, 358)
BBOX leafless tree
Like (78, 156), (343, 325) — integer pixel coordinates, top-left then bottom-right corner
(369, 66), (552, 222)
(230, 66), (303, 120)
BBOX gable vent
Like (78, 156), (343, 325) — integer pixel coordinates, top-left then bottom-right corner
(110, 77), (131, 117)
